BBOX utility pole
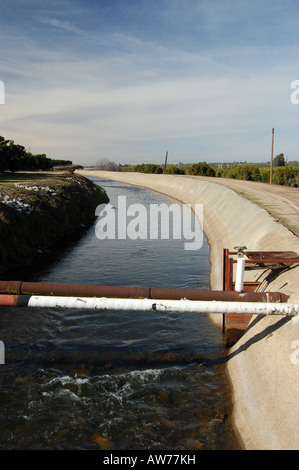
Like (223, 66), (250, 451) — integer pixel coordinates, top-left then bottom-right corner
(164, 151), (168, 173)
(270, 128), (274, 184)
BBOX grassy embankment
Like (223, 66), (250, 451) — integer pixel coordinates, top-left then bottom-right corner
(0, 171), (108, 275)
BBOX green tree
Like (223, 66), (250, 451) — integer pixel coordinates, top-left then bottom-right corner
(165, 165), (185, 174)
(0, 136), (10, 172)
(7, 142), (27, 172)
(0, 135), (73, 172)
(133, 163), (163, 174)
(186, 162), (215, 177)
(273, 153), (285, 167)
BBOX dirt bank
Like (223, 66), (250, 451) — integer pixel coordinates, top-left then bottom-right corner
(0, 172), (108, 274)
(79, 169), (299, 450)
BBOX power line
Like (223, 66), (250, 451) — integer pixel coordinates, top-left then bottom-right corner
(196, 128), (297, 161)
(201, 129), (272, 158)
(274, 130), (299, 136)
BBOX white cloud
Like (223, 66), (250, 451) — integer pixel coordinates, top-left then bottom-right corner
(1, 0), (299, 164)
(2, 66), (291, 163)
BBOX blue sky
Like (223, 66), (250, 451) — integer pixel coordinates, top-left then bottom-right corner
(1, 0), (299, 166)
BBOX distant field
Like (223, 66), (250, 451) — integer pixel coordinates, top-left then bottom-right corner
(0, 171), (64, 186)
(0, 171), (70, 204)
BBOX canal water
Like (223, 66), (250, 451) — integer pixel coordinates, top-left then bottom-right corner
(0, 177), (240, 450)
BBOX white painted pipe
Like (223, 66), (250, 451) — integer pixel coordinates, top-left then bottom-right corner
(26, 295), (299, 316)
(235, 256), (245, 292)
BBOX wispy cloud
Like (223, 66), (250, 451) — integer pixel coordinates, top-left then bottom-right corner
(39, 16), (83, 34)
(1, 0), (298, 164)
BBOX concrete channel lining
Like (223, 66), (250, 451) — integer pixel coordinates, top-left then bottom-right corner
(78, 170), (299, 450)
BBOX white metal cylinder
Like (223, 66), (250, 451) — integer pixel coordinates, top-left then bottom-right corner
(26, 295), (299, 316)
(235, 256), (245, 292)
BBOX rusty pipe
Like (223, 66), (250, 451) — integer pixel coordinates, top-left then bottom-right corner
(0, 294), (30, 307)
(0, 280), (289, 303)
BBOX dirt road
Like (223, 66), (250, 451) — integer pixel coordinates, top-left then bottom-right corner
(192, 176), (299, 237)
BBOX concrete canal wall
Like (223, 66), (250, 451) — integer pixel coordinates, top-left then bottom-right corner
(79, 170), (299, 450)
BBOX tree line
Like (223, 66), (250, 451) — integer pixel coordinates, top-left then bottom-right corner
(130, 156), (299, 187)
(0, 136), (72, 173)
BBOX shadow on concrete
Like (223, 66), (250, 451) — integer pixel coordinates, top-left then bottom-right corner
(225, 315), (293, 362)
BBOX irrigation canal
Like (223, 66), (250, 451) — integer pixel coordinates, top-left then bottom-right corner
(0, 177), (240, 450)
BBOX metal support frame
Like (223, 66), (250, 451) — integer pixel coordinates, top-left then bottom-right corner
(222, 248), (299, 345)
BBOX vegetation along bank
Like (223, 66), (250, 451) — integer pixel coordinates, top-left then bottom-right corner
(0, 171), (108, 275)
